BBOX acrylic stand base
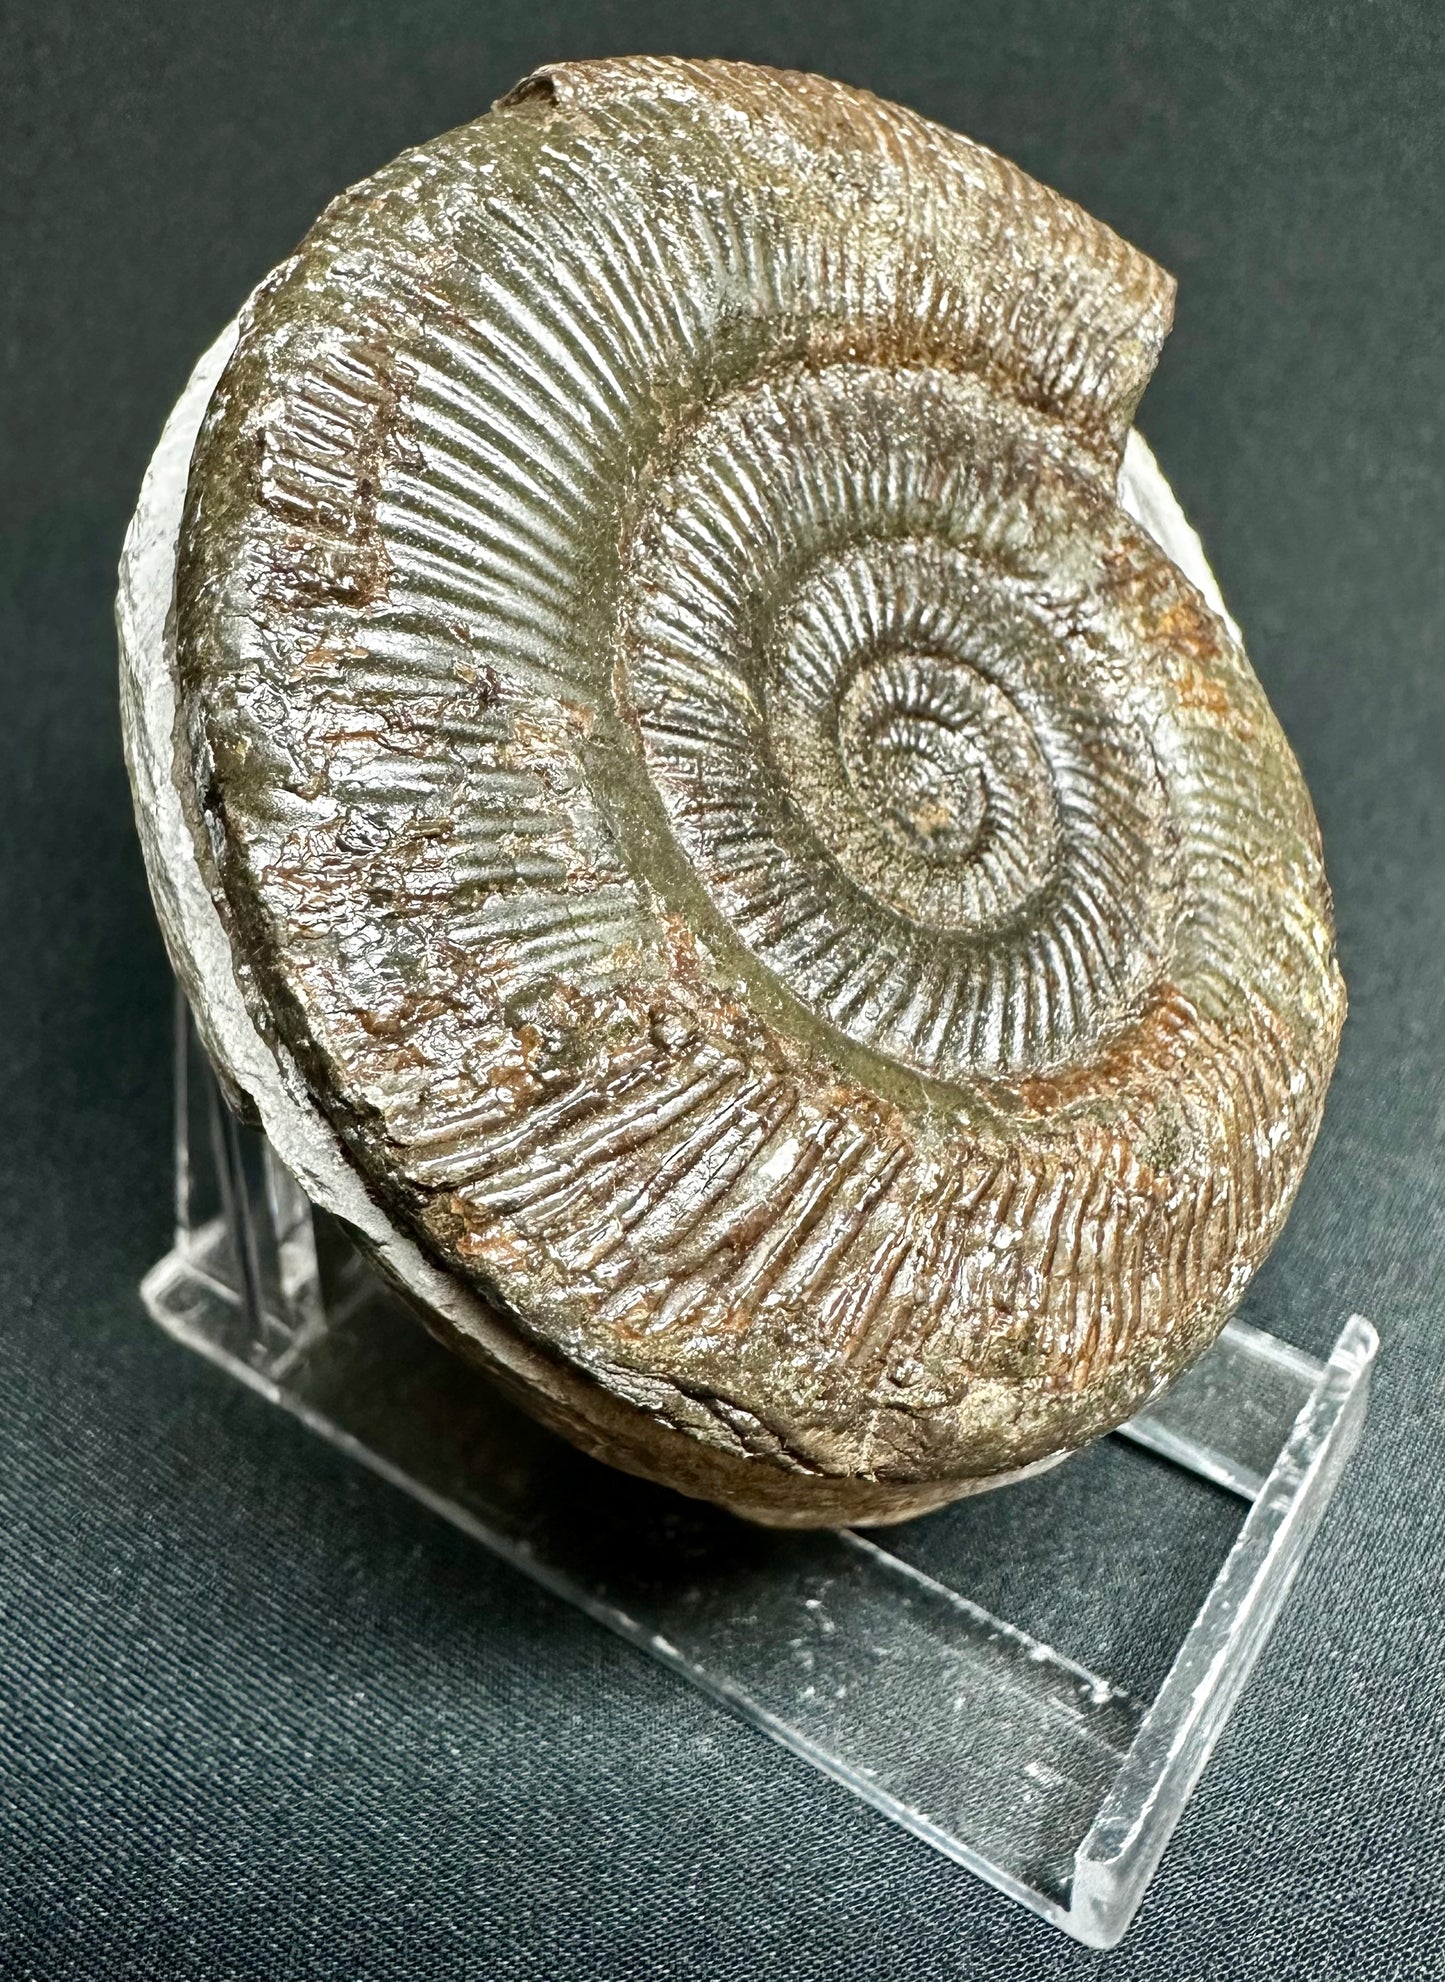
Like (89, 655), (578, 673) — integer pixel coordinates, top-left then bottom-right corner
(143, 1007), (1375, 1947)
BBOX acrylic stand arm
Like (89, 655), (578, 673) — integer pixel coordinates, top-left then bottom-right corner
(1071, 1316), (1373, 1942)
(143, 996), (1375, 1949)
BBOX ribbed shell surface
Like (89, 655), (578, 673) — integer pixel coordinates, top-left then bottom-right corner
(171, 58), (1344, 1524)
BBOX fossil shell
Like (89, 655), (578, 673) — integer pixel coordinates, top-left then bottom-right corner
(137, 58), (1343, 1526)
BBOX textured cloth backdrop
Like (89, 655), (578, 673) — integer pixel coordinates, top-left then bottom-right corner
(1, 4), (1440, 1978)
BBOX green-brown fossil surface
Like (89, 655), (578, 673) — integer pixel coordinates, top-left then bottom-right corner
(158, 58), (1342, 1524)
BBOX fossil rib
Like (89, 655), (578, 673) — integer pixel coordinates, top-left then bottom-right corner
(131, 58), (1343, 1525)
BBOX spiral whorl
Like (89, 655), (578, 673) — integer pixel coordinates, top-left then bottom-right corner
(622, 363), (1175, 1079)
(169, 59), (1343, 1524)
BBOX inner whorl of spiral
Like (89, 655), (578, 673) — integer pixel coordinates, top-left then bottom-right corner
(622, 365), (1175, 1079)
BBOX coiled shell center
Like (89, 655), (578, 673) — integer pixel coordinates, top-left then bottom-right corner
(622, 364), (1176, 1080)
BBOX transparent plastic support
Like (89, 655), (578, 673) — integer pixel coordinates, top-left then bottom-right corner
(142, 995), (1376, 1947)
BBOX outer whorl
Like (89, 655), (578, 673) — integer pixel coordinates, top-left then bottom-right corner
(159, 58), (1343, 1525)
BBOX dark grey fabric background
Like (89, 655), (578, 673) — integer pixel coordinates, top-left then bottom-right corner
(1, 3), (1440, 1976)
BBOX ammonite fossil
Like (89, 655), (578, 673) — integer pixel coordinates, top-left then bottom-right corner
(120, 58), (1344, 1526)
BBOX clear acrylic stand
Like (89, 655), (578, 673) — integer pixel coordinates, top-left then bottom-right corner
(142, 995), (1375, 1947)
